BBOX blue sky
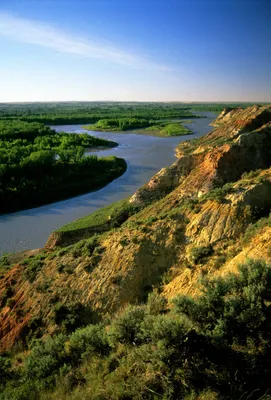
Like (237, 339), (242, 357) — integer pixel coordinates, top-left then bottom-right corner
(0, 0), (270, 102)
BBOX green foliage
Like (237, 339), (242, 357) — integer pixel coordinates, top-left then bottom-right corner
(0, 120), (52, 140)
(23, 259), (44, 283)
(0, 120), (124, 214)
(0, 286), (14, 308)
(0, 102), (199, 125)
(86, 117), (150, 131)
(69, 324), (110, 359)
(242, 213), (271, 244)
(160, 122), (192, 136)
(109, 305), (146, 345)
(201, 183), (234, 203)
(0, 254), (9, 268)
(144, 121), (193, 136)
(190, 245), (214, 264)
(174, 259), (271, 345)
(0, 356), (12, 380)
(146, 290), (167, 315)
(24, 334), (69, 390)
(87, 118), (193, 136)
(53, 302), (96, 333)
(81, 235), (101, 257)
(58, 198), (141, 233)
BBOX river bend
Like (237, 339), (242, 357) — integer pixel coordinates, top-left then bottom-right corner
(0, 112), (215, 255)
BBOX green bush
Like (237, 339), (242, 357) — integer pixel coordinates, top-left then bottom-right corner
(0, 356), (12, 381)
(69, 324), (110, 359)
(201, 184), (234, 203)
(0, 286), (13, 308)
(81, 235), (100, 257)
(174, 259), (271, 345)
(23, 259), (44, 282)
(190, 245), (214, 264)
(24, 334), (68, 390)
(146, 290), (167, 315)
(109, 305), (146, 345)
(53, 302), (96, 333)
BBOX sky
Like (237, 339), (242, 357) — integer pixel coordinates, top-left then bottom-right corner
(0, 0), (270, 102)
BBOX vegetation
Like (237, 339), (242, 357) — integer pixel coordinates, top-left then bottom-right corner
(200, 183), (234, 203)
(0, 102), (200, 125)
(1, 259), (271, 399)
(58, 198), (141, 233)
(0, 120), (53, 139)
(0, 119), (126, 214)
(0, 102), (267, 126)
(84, 117), (150, 131)
(190, 244), (214, 264)
(144, 122), (193, 136)
(85, 119), (192, 136)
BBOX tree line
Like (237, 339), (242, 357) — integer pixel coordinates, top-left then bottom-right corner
(0, 103), (199, 125)
(0, 120), (126, 214)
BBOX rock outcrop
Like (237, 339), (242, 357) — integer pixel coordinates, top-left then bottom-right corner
(129, 105), (271, 205)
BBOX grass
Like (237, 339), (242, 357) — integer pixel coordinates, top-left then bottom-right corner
(57, 198), (141, 233)
(144, 122), (193, 136)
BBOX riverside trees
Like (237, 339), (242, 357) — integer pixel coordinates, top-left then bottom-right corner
(0, 120), (126, 213)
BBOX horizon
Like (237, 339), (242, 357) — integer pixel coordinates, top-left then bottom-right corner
(0, 0), (270, 102)
(0, 100), (270, 105)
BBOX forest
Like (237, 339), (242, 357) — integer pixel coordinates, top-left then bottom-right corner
(0, 101), (266, 125)
(0, 119), (126, 214)
(0, 102), (198, 125)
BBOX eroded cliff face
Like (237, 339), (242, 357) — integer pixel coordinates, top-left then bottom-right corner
(130, 105), (271, 205)
(1, 105), (271, 352)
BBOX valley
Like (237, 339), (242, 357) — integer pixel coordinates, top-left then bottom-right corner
(0, 104), (271, 399)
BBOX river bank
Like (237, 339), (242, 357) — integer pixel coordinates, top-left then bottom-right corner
(0, 112), (215, 255)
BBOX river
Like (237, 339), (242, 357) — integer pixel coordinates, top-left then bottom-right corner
(0, 112), (215, 255)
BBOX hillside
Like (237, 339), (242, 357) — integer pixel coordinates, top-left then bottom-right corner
(1, 105), (271, 399)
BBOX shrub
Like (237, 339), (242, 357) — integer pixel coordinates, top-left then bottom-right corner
(69, 324), (110, 359)
(109, 305), (146, 345)
(213, 255), (226, 269)
(53, 302), (96, 333)
(24, 334), (69, 390)
(141, 314), (189, 347)
(0, 356), (12, 381)
(174, 259), (271, 346)
(190, 245), (214, 264)
(23, 259), (44, 282)
(0, 286), (13, 308)
(82, 235), (100, 257)
(57, 264), (74, 274)
(202, 184), (234, 203)
(146, 290), (167, 315)
(71, 241), (85, 258)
